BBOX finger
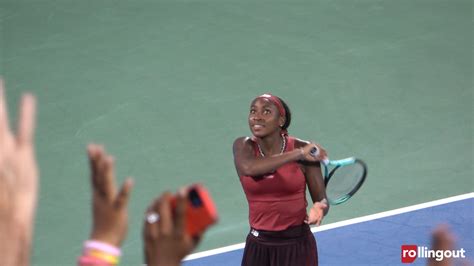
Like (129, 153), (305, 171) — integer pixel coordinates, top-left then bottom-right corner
(102, 154), (117, 200)
(143, 197), (161, 240)
(174, 188), (187, 234)
(94, 145), (109, 197)
(192, 232), (203, 246)
(313, 143), (328, 159)
(158, 192), (173, 235)
(315, 211), (324, 226)
(17, 93), (37, 146)
(0, 79), (11, 141)
(319, 148), (328, 158)
(87, 144), (101, 189)
(115, 178), (134, 208)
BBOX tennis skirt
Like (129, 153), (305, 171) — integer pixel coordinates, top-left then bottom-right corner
(241, 224), (318, 266)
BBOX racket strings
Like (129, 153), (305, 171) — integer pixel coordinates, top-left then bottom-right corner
(326, 162), (365, 204)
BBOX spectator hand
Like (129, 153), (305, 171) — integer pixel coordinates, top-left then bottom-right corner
(87, 144), (133, 247)
(0, 80), (37, 266)
(143, 191), (202, 266)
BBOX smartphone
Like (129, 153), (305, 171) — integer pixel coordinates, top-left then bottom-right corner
(170, 183), (218, 237)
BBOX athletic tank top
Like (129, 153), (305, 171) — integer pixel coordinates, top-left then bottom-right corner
(239, 135), (308, 231)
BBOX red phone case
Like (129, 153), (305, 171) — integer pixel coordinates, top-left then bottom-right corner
(171, 184), (218, 237)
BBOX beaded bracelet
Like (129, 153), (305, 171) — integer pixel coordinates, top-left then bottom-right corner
(78, 255), (111, 266)
(78, 240), (121, 266)
(84, 240), (121, 257)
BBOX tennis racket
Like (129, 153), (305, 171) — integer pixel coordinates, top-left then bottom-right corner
(310, 147), (367, 205)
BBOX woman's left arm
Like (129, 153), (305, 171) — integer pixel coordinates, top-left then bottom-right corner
(295, 139), (329, 226)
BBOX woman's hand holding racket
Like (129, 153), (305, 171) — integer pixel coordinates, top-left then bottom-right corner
(300, 143), (328, 162)
(310, 147), (368, 205)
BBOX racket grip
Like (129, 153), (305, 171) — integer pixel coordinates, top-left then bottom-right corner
(310, 147), (329, 165)
(310, 147), (319, 157)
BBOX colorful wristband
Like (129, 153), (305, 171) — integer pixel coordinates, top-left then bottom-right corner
(78, 255), (113, 266)
(88, 250), (119, 265)
(84, 240), (121, 257)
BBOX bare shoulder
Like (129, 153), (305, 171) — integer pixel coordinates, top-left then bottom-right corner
(233, 136), (253, 146)
(233, 136), (254, 152)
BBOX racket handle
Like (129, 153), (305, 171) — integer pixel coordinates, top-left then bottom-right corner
(310, 147), (329, 165)
(310, 147), (319, 157)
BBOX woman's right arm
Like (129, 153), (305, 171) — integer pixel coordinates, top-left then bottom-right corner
(232, 137), (304, 177)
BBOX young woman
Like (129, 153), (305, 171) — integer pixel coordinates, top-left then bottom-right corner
(233, 93), (329, 266)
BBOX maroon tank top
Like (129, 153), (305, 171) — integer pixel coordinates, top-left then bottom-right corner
(239, 135), (308, 231)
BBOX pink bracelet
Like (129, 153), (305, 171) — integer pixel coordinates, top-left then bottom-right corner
(84, 240), (121, 257)
(78, 255), (112, 266)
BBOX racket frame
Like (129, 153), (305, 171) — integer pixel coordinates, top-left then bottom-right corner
(322, 157), (367, 205)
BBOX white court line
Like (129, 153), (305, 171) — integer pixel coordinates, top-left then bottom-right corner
(184, 192), (473, 261)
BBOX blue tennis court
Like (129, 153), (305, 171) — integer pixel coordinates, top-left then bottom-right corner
(184, 194), (473, 265)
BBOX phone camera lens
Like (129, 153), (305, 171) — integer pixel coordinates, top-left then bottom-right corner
(188, 189), (203, 207)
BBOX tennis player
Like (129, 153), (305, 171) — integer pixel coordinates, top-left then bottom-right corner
(233, 93), (329, 266)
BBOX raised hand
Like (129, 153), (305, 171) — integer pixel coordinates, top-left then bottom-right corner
(0, 79), (38, 266)
(87, 144), (133, 247)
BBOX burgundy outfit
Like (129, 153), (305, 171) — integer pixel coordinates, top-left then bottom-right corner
(239, 135), (318, 266)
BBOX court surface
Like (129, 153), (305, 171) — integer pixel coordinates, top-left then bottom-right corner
(184, 194), (473, 265)
(0, 0), (472, 265)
